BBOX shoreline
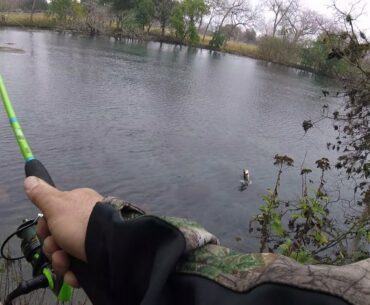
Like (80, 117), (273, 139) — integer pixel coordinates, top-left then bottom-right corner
(0, 21), (317, 75)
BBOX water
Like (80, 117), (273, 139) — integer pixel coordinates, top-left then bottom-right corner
(0, 28), (342, 253)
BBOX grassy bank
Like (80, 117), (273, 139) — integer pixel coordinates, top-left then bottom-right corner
(0, 12), (56, 28)
(1, 13), (317, 74)
(200, 35), (259, 59)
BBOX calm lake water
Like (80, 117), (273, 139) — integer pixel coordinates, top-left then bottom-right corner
(0, 28), (342, 253)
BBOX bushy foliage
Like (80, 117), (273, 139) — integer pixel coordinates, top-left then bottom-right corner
(153, 0), (175, 35)
(49, 0), (72, 21)
(170, 0), (208, 45)
(209, 31), (225, 50)
(49, 0), (83, 22)
(325, 34), (369, 187)
(134, 0), (154, 29)
(257, 36), (299, 64)
(218, 24), (241, 41)
(170, 3), (185, 39)
(23, 0), (48, 11)
(250, 155), (369, 264)
(300, 34), (350, 75)
(242, 28), (256, 43)
(304, 17), (369, 203)
(121, 10), (141, 34)
(102, 0), (136, 12)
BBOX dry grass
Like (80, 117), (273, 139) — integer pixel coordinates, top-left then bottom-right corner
(200, 35), (212, 45)
(224, 40), (259, 58)
(200, 35), (259, 58)
(0, 12), (55, 28)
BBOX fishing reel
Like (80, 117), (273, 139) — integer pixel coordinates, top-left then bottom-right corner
(1, 216), (72, 305)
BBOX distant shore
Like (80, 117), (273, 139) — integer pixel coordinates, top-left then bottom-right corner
(0, 12), (316, 74)
(0, 13), (258, 55)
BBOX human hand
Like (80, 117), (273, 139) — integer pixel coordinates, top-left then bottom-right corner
(24, 176), (103, 287)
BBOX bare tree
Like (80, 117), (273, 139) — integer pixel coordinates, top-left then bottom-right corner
(213, 0), (258, 43)
(285, 8), (321, 43)
(217, 0), (245, 30)
(331, 0), (368, 34)
(82, 0), (111, 35)
(264, 0), (296, 37)
(226, 2), (258, 43)
(202, 0), (224, 41)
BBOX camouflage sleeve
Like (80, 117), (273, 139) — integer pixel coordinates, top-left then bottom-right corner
(177, 245), (370, 305)
(101, 197), (219, 253)
(101, 197), (370, 305)
(100, 196), (145, 220)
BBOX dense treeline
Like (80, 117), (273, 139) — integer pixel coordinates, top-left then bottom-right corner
(0, 0), (48, 11)
(1, 0), (367, 77)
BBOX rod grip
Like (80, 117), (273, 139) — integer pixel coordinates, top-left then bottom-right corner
(24, 160), (72, 300)
(25, 159), (55, 187)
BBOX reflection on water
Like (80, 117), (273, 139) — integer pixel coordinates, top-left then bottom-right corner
(0, 28), (339, 252)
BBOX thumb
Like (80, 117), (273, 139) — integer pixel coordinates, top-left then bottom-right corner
(24, 176), (63, 218)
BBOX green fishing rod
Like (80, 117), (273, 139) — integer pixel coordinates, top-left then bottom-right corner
(0, 75), (52, 179)
(0, 75), (72, 304)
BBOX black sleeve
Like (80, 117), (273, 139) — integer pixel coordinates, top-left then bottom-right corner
(70, 203), (352, 305)
(71, 203), (186, 305)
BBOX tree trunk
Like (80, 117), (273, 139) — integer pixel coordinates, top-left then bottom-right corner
(272, 14), (278, 37)
(218, 9), (230, 31)
(292, 29), (300, 44)
(30, 0), (36, 24)
(198, 15), (203, 32)
(116, 15), (123, 30)
(202, 14), (213, 41)
(161, 23), (165, 37)
(224, 24), (237, 47)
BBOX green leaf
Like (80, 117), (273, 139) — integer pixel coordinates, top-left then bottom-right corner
(290, 213), (301, 220)
(277, 239), (292, 255)
(295, 248), (314, 264)
(314, 231), (328, 245)
(271, 215), (285, 237)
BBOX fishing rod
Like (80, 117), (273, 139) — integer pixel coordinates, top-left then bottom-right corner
(0, 75), (72, 304)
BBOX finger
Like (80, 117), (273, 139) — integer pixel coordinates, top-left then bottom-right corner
(43, 236), (60, 260)
(51, 250), (70, 276)
(73, 187), (103, 198)
(64, 271), (80, 288)
(24, 177), (63, 218)
(36, 217), (50, 241)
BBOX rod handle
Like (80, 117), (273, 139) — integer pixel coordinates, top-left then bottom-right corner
(25, 159), (55, 187)
(24, 161), (72, 300)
